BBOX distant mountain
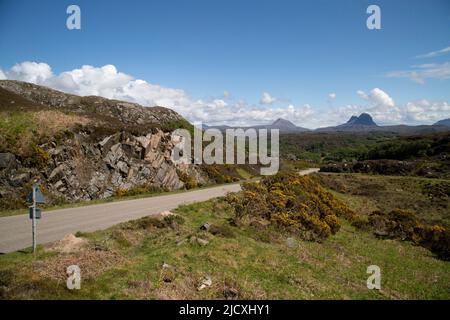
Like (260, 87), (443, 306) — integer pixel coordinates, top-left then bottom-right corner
(207, 113), (450, 134)
(316, 113), (450, 134)
(205, 118), (310, 133)
(204, 124), (232, 131)
(346, 116), (358, 125)
(257, 118), (309, 132)
(317, 113), (378, 132)
(270, 118), (299, 130)
(344, 113), (378, 126)
(434, 118), (450, 127)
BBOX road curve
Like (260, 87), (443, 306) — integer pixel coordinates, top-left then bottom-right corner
(0, 168), (319, 253)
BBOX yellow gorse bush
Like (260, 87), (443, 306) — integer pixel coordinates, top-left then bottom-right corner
(225, 172), (357, 241)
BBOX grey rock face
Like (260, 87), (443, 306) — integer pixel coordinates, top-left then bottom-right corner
(0, 153), (17, 171)
(0, 128), (207, 205)
(9, 172), (30, 187)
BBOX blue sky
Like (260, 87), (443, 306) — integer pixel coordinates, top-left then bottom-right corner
(0, 0), (449, 127)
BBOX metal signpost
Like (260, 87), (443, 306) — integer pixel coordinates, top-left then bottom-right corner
(27, 184), (45, 254)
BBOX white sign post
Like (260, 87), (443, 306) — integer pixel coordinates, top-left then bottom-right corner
(32, 185), (36, 254)
(27, 184), (45, 254)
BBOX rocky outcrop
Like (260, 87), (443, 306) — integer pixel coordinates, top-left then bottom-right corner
(0, 153), (17, 171)
(0, 128), (209, 205)
(0, 80), (240, 209)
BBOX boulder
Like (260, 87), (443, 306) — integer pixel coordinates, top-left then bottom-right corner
(104, 143), (124, 167)
(200, 222), (211, 231)
(117, 161), (129, 175)
(112, 171), (124, 187)
(135, 134), (152, 149)
(197, 276), (212, 291)
(98, 133), (120, 154)
(223, 286), (239, 299)
(190, 236), (209, 246)
(86, 184), (100, 198)
(138, 167), (152, 180)
(49, 165), (68, 183)
(100, 187), (113, 199)
(53, 180), (65, 191)
(0, 153), (16, 170)
(148, 130), (163, 150)
(9, 172), (30, 187)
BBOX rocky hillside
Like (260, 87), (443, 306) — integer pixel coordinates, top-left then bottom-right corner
(0, 80), (186, 131)
(0, 81), (254, 210)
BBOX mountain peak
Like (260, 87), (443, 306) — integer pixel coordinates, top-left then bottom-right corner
(345, 113), (377, 126)
(272, 118), (297, 129)
(346, 116), (359, 125)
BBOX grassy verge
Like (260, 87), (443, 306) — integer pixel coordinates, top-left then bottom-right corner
(1, 197), (448, 299)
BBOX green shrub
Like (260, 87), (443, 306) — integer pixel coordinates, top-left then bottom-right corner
(25, 145), (50, 169)
(421, 181), (450, 199)
(360, 209), (450, 260)
(177, 170), (198, 189)
(135, 216), (166, 229)
(113, 185), (165, 198)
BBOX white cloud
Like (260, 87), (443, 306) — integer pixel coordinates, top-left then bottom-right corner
(341, 88), (449, 125)
(369, 88), (395, 108)
(386, 62), (450, 84)
(328, 93), (336, 100)
(357, 88), (394, 107)
(309, 98), (450, 127)
(405, 100), (450, 123)
(353, 88), (399, 123)
(260, 92), (276, 105)
(357, 90), (369, 100)
(7, 61), (53, 83)
(415, 46), (450, 59)
(1, 61), (448, 127)
(0, 69), (6, 80)
(0, 61), (316, 127)
(3, 61), (194, 115)
(322, 88), (447, 126)
(326, 103), (402, 126)
(51, 64), (133, 96)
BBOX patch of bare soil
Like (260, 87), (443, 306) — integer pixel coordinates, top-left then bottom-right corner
(46, 234), (88, 253)
(36, 235), (125, 281)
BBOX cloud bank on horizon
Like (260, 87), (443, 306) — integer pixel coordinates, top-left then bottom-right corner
(1, 61), (449, 128)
